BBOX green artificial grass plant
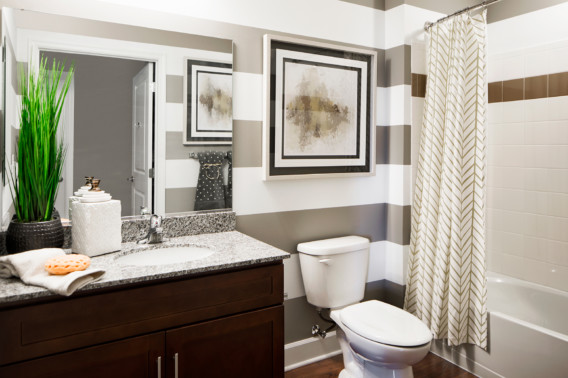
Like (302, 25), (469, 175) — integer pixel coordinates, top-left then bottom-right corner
(8, 57), (74, 222)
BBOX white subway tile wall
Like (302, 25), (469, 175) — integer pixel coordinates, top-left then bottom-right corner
(487, 40), (568, 292)
(412, 32), (568, 292)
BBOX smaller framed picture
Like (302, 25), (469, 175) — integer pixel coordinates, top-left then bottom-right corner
(183, 59), (233, 145)
(262, 34), (377, 180)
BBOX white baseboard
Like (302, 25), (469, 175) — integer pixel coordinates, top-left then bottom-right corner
(284, 331), (342, 372)
(430, 340), (502, 378)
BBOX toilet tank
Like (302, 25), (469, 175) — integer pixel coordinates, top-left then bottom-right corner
(297, 236), (370, 309)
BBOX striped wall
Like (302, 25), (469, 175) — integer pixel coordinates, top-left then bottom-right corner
(0, 0), (424, 348)
(5, 0), (568, 368)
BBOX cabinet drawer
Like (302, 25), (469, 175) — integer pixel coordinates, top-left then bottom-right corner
(0, 263), (283, 365)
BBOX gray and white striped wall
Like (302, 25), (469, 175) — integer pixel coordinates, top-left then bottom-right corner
(0, 0), (441, 363)
(4, 0), (567, 370)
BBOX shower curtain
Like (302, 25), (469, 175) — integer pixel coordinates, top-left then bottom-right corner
(404, 10), (488, 349)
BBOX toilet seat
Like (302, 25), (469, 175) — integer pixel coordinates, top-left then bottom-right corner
(338, 300), (432, 347)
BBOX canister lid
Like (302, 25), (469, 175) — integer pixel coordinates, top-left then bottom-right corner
(297, 236), (369, 256)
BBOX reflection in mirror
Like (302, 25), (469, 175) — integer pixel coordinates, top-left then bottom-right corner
(42, 51), (151, 219)
(183, 57), (233, 211)
(3, 8), (234, 222)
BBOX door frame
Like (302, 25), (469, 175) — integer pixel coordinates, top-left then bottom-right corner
(131, 63), (154, 214)
(28, 37), (166, 214)
(53, 73), (74, 219)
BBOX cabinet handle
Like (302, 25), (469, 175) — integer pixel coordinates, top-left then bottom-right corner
(156, 356), (162, 378)
(174, 352), (179, 378)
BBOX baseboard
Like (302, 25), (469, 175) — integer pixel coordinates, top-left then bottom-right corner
(430, 340), (503, 378)
(284, 331), (342, 372)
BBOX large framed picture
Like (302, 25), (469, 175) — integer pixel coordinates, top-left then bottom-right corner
(183, 59), (232, 145)
(263, 34), (376, 180)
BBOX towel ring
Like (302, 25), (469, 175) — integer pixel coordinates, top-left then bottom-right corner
(203, 163), (221, 180)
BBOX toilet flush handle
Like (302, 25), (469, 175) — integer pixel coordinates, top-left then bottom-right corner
(319, 258), (333, 265)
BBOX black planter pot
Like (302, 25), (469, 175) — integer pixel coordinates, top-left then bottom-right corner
(6, 213), (64, 254)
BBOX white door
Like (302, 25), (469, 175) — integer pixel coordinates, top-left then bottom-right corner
(131, 63), (154, 214)
(54, 74), (74, 220)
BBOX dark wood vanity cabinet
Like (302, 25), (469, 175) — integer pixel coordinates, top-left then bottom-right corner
(0, 332), (165, 378)
(166, 306), (283, 378)
(0, 263), (284, 378)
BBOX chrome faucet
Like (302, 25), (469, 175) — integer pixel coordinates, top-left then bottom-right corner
(138, 214), (163, 244)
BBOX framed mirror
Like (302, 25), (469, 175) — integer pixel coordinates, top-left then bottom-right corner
(1, 8), (233, 223)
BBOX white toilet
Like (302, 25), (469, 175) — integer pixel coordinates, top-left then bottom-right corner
(297, 236), (432, 378)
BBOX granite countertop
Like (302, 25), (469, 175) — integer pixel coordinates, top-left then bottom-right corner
(0, 231), (289, 304)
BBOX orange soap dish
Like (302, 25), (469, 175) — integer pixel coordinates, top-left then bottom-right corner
(45, 254), (91, 275)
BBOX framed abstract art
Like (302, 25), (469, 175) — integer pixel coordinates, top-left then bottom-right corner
(183, 59), (232, 145)
(262, 34), (377, 180)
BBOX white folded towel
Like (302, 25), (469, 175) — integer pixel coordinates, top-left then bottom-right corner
(0, 248), (105, 296)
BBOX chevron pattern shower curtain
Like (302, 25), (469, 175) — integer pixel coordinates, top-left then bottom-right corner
(404, 10), (488, 349)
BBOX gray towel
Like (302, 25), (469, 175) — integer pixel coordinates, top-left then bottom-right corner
(194, 151), (227, 211)
(225, 151), (233, 208)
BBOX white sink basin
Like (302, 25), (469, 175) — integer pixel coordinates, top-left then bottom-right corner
(116, 246), (215, 266)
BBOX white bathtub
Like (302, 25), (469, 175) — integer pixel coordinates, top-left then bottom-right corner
(431, 272), (568, 378)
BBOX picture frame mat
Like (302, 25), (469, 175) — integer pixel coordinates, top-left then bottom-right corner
(274, 48), (368, 168)
(262, 34), (377, 180)
(191, 64), (232, 137)
(183, 57), (233, 146)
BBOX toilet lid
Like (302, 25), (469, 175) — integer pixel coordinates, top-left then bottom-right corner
(339, 300), (432, 347)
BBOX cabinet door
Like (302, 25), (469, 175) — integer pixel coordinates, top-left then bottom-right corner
(166, 305), (284, 378)
(0, 332), (165, 378)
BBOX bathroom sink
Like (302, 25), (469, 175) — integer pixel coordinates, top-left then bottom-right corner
(116, 246), (215, 266)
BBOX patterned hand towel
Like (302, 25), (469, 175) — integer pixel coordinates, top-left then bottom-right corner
(194, 151), (227, 210)
(225, 151), (233, 209)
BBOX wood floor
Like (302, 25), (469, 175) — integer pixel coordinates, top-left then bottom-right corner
(285, 352), (475, 378)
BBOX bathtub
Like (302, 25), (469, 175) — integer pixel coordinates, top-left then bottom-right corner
(431, 272), (568, 378)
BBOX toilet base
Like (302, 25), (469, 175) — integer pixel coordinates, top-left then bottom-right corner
(334, 324), (423, 378)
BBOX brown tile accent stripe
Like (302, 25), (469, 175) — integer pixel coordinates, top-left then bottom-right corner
(489, 72), (568, 102)
(525, 75), (547, 100)
(502, 78), (524, 102)
(415, 71), (568, 101)
(488, 81), (503, 103)
(549, 72), (568, 98)
(411, 73), (427, 98)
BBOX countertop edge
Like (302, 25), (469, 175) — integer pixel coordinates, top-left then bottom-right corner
(0, 230), (290, 306)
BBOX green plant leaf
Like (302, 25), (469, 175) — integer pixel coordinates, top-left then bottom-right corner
(8, 57), (74, 222)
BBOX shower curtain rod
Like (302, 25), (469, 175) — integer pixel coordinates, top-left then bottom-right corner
(424, 0), (502, 31)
